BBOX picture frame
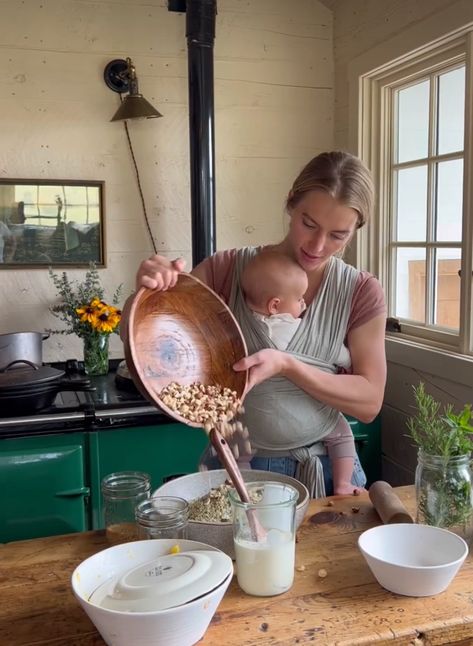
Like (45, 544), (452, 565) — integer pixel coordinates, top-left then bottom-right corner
(0, 179), (105, 268)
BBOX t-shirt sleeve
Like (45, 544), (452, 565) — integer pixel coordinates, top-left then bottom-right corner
(347, 272), (387, 333)
(193, 249), (236, 304)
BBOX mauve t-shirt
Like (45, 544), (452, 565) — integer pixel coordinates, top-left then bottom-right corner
(195, 248), (386, 335)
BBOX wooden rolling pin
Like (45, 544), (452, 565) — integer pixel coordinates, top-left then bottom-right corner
(368, 481), (414, 524)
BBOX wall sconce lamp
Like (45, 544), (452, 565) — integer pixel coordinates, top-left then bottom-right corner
(104, 57), (163, 121)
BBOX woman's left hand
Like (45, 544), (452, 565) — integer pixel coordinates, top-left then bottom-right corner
(233, 349), (287, 392)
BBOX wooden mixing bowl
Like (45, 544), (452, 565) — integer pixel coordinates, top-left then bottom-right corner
(124, 273), (248, 427)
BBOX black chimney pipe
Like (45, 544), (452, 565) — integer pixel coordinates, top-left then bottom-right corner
(186, 0), (217, 266)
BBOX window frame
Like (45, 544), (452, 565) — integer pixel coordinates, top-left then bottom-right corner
(359, 33), (473, 357)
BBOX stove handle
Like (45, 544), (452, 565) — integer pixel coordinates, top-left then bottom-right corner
(55, 486), (90, 498)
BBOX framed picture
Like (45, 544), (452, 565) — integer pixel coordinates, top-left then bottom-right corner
(0, 179), (105, 268)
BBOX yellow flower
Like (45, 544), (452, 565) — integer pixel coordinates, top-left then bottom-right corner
(93, 309), (120, 334)
(76, 305), (99, 325)
(91, 298), (107, 310)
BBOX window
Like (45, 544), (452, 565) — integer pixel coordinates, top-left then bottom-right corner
(360, 33), (473, 356)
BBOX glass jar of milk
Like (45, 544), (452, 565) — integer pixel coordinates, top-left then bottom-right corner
(229, 482), (298, 596)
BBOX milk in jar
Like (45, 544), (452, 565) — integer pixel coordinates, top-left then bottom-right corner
(229, 482), (298, 597)
(234, 528), (295, 596)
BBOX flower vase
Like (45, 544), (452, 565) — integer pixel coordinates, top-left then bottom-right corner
(415, 449), (473, 545)
(83, 333), (109, 376)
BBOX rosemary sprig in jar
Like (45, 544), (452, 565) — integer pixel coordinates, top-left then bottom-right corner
(408, 383), (473, 530)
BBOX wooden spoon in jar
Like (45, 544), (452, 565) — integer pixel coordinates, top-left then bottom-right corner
(209, 428), (267, 542)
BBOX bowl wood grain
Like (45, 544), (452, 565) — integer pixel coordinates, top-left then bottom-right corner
(124, 273), (248, 426)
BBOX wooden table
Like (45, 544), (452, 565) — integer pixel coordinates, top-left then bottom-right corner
(2, 486), (473, 646)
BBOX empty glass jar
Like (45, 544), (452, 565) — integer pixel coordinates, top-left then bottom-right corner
(135, 496), (189, 540)
(102, 471), (151, 544)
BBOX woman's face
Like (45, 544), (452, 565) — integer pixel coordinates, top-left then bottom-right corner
(286, 190), (359, 273)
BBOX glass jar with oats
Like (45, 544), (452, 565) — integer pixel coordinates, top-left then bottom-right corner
(101, 471), (151, 544)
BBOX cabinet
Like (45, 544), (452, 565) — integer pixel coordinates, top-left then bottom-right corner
(0, 433), (89, 542)
(0, 422), (208, 542)
(88, 423), (208, 529)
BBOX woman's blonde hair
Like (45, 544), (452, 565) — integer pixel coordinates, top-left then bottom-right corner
(286, 151), (374, 228)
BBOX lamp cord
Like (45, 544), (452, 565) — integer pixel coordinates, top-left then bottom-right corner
(120, 96), (158, 255)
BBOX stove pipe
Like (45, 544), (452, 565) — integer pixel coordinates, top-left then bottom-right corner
(186, 0), (217, 266)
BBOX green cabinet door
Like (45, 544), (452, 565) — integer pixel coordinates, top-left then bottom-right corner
(0, 433), (89, 542)
(89, 423), (209, 529)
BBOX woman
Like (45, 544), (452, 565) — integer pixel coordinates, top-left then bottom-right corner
(123, 151), (387, 496)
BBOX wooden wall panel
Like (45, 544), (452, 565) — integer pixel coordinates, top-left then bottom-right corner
(0, 0), (333, 361)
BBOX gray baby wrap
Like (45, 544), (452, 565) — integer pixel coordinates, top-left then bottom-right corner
(229, 247), (359, 497)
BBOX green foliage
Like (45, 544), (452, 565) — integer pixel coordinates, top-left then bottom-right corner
(47, 263), (123, 338)
(407, 382), (473, 457)
(409, 382), (473, 531)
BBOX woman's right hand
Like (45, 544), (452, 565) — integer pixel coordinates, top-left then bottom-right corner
(136, 255), (186, 291)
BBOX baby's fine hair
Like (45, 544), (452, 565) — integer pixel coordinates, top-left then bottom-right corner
(286, 151), (374, 228)
(241, 250), (307, 310)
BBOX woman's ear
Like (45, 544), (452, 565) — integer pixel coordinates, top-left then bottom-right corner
(267, 297), (281, 315)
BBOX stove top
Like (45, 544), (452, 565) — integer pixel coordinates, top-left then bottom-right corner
(0, 358), (167, 435)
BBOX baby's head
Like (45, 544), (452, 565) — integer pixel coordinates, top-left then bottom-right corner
(241, 250), (308, 317)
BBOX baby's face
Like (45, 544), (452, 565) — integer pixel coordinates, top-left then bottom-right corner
(279, 292), (307, 318)
(277, 271), (308, 318)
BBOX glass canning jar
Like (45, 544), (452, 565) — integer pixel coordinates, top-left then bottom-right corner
(415, 449), (473, 545)
(101, 471), (151, 544)
(229, 481), (298, 596)
(135, 496), (189, 540)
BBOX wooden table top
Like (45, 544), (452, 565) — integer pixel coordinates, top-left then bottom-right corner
(2, 485), (473, 646)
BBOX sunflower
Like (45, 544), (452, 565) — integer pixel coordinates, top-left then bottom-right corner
(93, 309), (121, 334)
(76, 304), (99, 325)
(90, 298), (108, 310)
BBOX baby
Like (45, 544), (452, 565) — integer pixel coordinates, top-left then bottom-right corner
(240, 250), (361, 495)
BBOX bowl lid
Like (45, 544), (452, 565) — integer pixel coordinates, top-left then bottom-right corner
(88, 549), (233, 612)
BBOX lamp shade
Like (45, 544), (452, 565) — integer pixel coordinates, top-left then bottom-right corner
(110, 95), (163, 122)
(104, 57), (163, 122)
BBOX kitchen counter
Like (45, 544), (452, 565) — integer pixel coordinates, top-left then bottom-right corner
(2, 486), (473, 645)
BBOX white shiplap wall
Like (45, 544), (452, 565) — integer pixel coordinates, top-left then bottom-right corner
(0, 0), (333, 362)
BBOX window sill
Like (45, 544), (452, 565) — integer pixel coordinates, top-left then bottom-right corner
(385, 335), (473, 387)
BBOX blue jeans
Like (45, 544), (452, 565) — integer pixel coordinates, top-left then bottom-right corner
(200, 449), (366, 497)
(249, 453), (366, 496)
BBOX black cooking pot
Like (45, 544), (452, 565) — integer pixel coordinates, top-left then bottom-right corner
(0, 360), (95, 416)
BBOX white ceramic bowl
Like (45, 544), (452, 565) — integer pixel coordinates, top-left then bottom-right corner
(153, 469), (310, 557)
(71, 539), (233, 646)
(358, 523), (468, 597)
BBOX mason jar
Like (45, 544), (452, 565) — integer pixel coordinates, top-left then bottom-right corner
(415, 449), (473, 544)
(135, 496), (189, 540)
(102, 471), (151, 544)
(229, 481), (298, 596)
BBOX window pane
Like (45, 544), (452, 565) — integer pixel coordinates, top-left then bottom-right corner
(436, 159), (463, 241)
(397, 80), (430, 163)
(395, 247), (426, 323)
(437, 66), (465, 155)
(396, 166), (427, 241)
(434, 248), (461, 330)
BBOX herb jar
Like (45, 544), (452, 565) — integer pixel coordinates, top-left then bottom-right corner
(415, 449), (473, 544)
(135, 496), (189, 540)
(102, 471), (151, 544)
